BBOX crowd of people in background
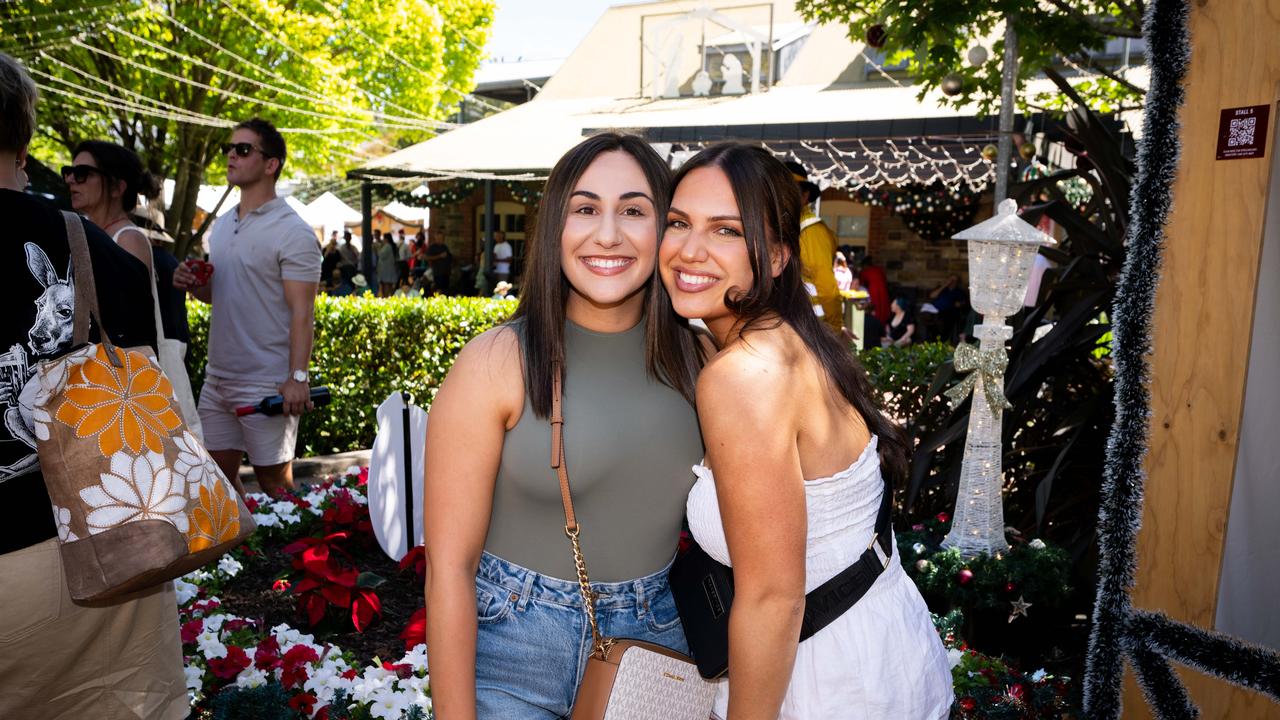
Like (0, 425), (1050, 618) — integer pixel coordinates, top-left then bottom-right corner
(318, 225), (512, 300)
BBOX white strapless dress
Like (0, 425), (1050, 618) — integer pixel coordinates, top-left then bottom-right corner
(686, 437), (954, 719)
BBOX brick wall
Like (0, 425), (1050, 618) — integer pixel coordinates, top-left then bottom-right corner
(863, 198), (995, 295)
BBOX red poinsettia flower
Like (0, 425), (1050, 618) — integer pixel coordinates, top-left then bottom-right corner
(958, 696), (976, 712)
(207, 646), (251, 680)
(399, 546), (426, 579)
(351, 588), (382, 632)
(400, 607), (427, 650)
(281, 644), (320, 688)
(180, 618), (204, 645)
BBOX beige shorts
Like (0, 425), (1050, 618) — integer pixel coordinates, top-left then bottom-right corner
(0, 539), (188, 720)
(198, 374), (300, 466)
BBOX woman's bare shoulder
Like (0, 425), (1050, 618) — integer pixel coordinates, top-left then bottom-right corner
(696, 331), (800, 419)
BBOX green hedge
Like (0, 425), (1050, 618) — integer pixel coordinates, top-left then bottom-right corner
(187, 296), (517, 456)
(858, 342), (954, 425)
(188, 298), (949, 458)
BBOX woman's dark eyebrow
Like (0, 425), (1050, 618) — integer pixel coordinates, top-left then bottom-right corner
(571, 190), (654, 202)
(668, 207), (690, 218)
(709, 215), (742, 222)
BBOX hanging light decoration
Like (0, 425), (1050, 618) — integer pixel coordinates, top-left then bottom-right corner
(941, 199), (1056, 558)
(967, 45), (990, 66)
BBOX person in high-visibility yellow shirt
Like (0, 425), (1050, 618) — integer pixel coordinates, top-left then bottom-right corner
(786, 162), (842, 332)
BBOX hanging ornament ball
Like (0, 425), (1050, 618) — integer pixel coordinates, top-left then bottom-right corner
(1019, 141), (1037, 160)
(957, 568), (974, 585)
(967, 45), (989, 67)
(981, 144), (999, 161)
(865, 24), (887, 49)
(1004, 581), (1018, 593)
(935, 511), (950, 524)
(940, 73), (964, 96)
(916, 559), (931, 572)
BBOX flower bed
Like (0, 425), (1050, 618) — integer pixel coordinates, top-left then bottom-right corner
(181, 469), (1078, 718)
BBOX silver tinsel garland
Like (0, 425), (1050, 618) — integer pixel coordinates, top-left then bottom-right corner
(1083, 0), (1280, 716)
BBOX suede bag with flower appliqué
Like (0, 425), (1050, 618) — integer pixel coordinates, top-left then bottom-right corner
(29, 212), (254, 602)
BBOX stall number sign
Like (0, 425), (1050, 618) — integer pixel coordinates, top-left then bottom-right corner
(1216, 104), (1270, 160)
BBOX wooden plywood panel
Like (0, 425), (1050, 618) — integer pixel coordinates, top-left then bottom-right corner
(1126, 0), (1280, 717)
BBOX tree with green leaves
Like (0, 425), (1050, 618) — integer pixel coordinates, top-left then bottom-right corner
(796, 0), (1146, 114)
(1, 0), (493, 257)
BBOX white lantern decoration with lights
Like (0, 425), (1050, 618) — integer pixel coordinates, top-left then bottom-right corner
(941, 198), (1056, 558)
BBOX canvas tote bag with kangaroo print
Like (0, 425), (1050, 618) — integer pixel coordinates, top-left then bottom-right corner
(30, 212), (254, 602)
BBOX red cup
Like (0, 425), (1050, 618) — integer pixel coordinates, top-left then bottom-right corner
(185, 259), (214, 287)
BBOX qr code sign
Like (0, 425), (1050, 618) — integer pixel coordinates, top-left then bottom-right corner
(1228, 116), (1257, 147)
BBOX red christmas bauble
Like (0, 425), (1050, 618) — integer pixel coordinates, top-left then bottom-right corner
(1004, 581), (1017, 593)
(866, 24), (887, 49)
(957, 568), (974, 585)
(936, 511), (950, 523)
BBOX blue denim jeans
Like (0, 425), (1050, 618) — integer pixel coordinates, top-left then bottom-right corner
(473, 551), (688, 719)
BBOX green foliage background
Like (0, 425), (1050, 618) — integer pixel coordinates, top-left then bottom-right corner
(187, 296), (516, 457)
(188, 299), (953, 460)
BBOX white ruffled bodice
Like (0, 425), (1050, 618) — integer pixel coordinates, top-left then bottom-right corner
(686, 436), (885, 594)
(684, 435), (954, 720)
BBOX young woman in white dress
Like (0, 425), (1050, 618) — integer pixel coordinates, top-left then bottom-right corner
(659, 143), (953, 720)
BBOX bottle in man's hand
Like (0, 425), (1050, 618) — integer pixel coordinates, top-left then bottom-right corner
(236, 386), (331, 417)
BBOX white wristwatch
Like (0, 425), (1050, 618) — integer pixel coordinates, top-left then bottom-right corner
(291, 369), (309, 383)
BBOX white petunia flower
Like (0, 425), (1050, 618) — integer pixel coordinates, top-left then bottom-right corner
(367, 687), (412, 720)
(184, 663), (204, 692)
(217, 555), (243, 578)
(80, 450), (188, 534)
(196, 630), (226, 659)
(254, 512), (281, 528)
(270, 500), (296, 517)
(397, 644), (429, 671)
(947, 647), (964, 669)
(350, 669), (394, 703)
(184, 568), (215, 584)
(235, 666), (269, 689)
(174, 578), (199, 606)
(203, 614), (226, 633)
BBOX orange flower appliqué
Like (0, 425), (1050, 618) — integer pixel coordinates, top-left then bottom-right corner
(55, 345), (181, 457)
(187, 480), (240, 552)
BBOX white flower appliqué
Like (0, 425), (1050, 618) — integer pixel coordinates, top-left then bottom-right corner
(80, 450), (188, 534)
(52, 504), (78, 542)
(173, 431), (223, 498)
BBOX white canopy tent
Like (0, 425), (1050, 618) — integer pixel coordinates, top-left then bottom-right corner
(303, 191), (362, 243)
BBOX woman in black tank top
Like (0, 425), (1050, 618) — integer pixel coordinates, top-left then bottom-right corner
(423, 134), (708, 719)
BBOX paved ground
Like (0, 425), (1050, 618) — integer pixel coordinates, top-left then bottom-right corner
(239, 449), (371, 494)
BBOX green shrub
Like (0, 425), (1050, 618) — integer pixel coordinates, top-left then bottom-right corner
(858, 342), (954, 426)
(188, 296), (517, 456)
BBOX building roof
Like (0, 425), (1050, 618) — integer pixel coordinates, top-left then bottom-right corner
(351, 0), (1146, 183)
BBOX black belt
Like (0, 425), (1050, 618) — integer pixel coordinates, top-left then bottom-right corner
(670, 462), (894, 679)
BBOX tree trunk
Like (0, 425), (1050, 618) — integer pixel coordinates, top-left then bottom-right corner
(172, 159), (205, 260)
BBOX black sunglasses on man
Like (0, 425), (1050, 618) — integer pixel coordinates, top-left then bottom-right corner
(221, 142), (270, 158)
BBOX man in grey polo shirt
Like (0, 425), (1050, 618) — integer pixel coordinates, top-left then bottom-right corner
(174, 117), (321, 496)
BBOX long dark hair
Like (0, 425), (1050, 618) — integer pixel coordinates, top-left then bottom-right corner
(670, 143), (908, 483)
(511, 132), (706, 418)
(72, 140), (160, 212)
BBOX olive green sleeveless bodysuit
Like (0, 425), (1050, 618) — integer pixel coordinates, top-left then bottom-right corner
(483, 319), (703, 582)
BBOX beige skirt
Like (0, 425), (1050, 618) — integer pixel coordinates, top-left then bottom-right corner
(0, 538), (188, 720)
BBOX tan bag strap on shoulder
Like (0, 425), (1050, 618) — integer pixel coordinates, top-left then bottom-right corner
(550, 366), (614, 658)
(61, 211), (121, 366)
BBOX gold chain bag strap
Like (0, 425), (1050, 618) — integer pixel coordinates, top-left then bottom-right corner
(550, 369), (717, 720)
